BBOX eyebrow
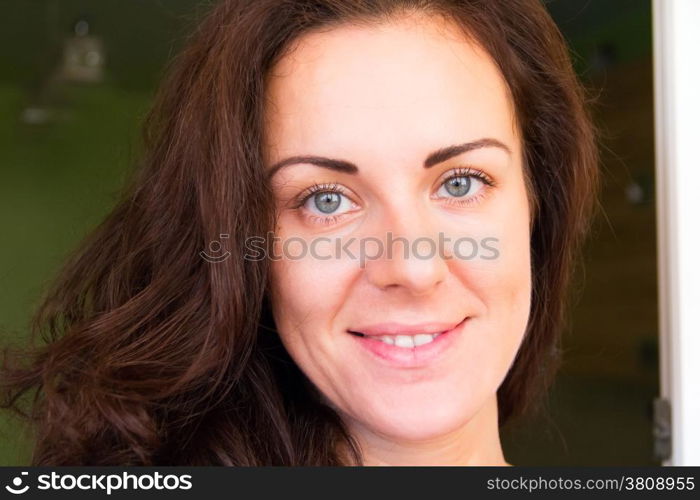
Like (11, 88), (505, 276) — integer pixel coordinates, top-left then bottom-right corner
(265, 137), (511, 179)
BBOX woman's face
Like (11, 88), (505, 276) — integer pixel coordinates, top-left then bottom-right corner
(263, 14), (531, 446)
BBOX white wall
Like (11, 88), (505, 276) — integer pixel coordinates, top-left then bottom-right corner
(653, 0), (700, 466)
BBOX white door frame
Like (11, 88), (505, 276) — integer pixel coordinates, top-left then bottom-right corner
(653, 0), (700, 466)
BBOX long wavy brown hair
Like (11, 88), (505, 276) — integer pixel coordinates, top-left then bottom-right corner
(1, 0), (599, 465)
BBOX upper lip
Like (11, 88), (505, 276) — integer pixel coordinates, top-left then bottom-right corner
(347, 316), (468, 336)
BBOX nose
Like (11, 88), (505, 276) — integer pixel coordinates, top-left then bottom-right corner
(362, 207), (449, 295)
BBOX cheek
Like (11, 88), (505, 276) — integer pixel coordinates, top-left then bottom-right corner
(440, 176), (532, 358)
(460, 245), (531, 374)
(454, 187), (532, 367)
(269, 237), (357, 330)
(268, 243), (359, 393)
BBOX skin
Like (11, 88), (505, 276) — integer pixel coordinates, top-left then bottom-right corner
(262, 12), (531, 466)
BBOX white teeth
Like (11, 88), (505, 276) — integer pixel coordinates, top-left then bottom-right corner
(393, 335), (414, 348)
(372, 332), (443, 348)
(413, 334), (434, 346)
(379, 335), (395, 345)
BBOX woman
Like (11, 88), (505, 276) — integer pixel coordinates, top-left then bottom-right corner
(1, 0), (598, 465)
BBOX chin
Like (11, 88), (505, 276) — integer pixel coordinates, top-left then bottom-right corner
(354, 392), (481, 443)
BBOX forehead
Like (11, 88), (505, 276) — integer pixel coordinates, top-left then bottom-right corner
(263, 13), (519, 166)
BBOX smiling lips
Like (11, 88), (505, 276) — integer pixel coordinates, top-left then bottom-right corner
(356, 332), (442, 348)
(347, 317), (468, 349)
(347, 316), (470, 368)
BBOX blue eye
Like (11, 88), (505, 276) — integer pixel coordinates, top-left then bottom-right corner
(443, 176), (472, 197)
(300, 184), (355, 217)
(437, 174), (485, 199)
(311, 191), (342, 214)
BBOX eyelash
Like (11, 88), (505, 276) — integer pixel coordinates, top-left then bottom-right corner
(292, 166), (496, 225)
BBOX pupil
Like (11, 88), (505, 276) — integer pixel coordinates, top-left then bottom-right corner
(445, 176), (471, 197)
(314, 192), (341, 213)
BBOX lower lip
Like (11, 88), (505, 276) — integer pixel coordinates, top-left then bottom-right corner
(349, 317), (469, 368)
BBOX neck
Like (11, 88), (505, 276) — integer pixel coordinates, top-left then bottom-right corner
(346, 394), (509, 466)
